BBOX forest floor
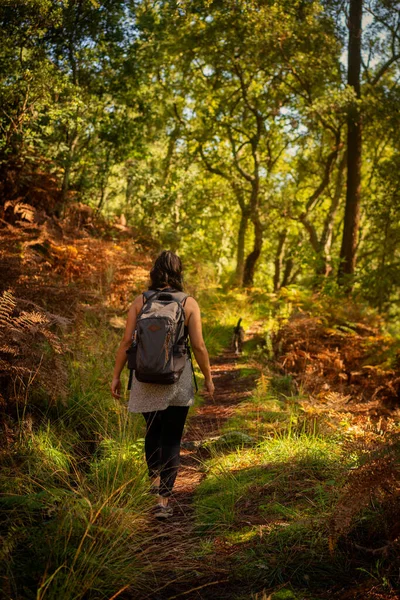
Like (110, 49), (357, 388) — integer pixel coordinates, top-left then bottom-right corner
(133, 348), (260, 600)
(125, 320), (400, 600)
(1, 216), (399, 600)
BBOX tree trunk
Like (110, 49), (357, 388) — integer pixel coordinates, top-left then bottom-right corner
(162, 128), (179, 187)
(125, 177), (133, 205)
(273, 230), (287, 292)
(281, 258), (294, 288)
(234, 209), (249, 285)
(59, 158), (72, 217)
(318, 151), (347, 277)
(97, 147), (112, 211)
(97, 180), (107, 211)
(56, 116), (79, 218)
(243, 217), (263, 287)
(338, 0), (363, 289)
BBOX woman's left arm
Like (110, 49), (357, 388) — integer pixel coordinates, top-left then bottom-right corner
(111, 297), (140, 399)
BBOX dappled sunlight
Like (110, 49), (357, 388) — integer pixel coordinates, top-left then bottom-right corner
(2, 0), (400, 596)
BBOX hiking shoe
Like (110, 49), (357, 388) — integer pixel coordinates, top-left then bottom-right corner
(153, 504), (173, 519)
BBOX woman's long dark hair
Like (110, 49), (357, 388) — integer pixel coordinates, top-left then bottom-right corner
(148, 250), (184, 291)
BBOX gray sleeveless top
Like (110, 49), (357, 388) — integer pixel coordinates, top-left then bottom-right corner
(127, 356), (195, 413)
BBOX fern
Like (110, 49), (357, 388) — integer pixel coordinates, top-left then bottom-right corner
(330, 437), (400, 548)
(0, 289), (67, 407)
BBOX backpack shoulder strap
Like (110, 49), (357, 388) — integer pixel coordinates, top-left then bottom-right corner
(137, 290), (159, 318)
(142, 289), (190, 306)
(169, 291), (189, 305)
(142, 290), (159, 304)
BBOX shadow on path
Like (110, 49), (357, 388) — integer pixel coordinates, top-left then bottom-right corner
(126, 347), (260, 600)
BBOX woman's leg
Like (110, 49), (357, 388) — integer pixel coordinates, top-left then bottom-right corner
(142, 411), (162, 480)
(158, 405), (190, 498)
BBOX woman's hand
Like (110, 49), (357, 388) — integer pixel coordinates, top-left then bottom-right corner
(111, 377), (121, 399)
(204, 378), (215, 398)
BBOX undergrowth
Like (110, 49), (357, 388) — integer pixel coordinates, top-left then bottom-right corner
(191, 289), (400, 599)
(0, 310), (158, 599)
(2, 253), (400, 599)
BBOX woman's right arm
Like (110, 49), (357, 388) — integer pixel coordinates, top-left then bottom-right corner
(187, 299), (215, 397)
(111, 295), (142, 399)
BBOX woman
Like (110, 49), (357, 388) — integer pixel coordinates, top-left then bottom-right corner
(111, 250), (215, 518)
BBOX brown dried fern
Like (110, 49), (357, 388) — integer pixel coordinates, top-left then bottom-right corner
(329, 439), (400, 552)
(0, 289), (68, 408)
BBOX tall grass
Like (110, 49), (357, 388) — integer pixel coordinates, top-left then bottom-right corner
(190, 287), (400, 597)
(0, 309), (161, 599)
(192, 418), (351, 591)
(189, 290), (353, 591)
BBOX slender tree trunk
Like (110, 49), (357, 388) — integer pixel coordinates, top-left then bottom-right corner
(60, 158), (72, 216)
(197, 149), (252, 285)
(338, 0), (363, 289)
(377, 205), (391, 314)
(243, 217), (263, 287)
(281, 258), (294, 288)
(97, 180), (107, 211)
(57, 116), (79, 218)
(162, 128), (179, 187)
(242, 166), (263, 287)
(125, 173), (133, 206)
(58, 137), (78, 218)
(318, 151), (347, 276)
(273, 230), (287, 292)
(97, 147), (112, 211)
(235, 209), (249, 285)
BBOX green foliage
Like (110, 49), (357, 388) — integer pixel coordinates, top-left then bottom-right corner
(1, 0), (400, 309)
(0, 481), (153, 600)
(0, 310), (154, 599)
(358, 155), (400, 315)
(88, 436), (147, 500)
(189, 284), (400, 597)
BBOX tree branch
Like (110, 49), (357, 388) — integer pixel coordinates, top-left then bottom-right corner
(226, 127), (255, 183)
(371, 53), (400, 86)
(299, 213), (320, 253)
(302, 135), (341, 215)
(198, 145), (230, 180)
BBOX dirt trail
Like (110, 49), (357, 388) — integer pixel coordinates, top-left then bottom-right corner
(129, 326), (400, 600)
(175, 351), (257, 508)
(131, 348), (259, 600)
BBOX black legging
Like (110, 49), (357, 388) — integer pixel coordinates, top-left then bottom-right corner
(142, 405), (190, 497)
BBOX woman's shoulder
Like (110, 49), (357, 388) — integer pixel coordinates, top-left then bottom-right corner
(184, 293), (197, 304)
(184, 295), (199, 314)
(128, 293), (145, 313)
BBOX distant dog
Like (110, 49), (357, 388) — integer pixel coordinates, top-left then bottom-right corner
(232, 318), (245, 354)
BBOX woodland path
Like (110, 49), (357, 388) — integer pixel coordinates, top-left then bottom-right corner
(127, 341), (261, 600)
(124, 319), (400, 600)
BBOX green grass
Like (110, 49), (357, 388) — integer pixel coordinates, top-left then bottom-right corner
(0, 310), (162, 599)
(190, 287), (400, 596)
(190, 321), (355, 596)
(0, 483), (154, 599)
(221, 404), (291, 439)
(219, 371), (308, 441)
(252, 590), (317, 600)
(193, 429), (351, 590)
(4, 279), (397, 599)
(237, 367), (259, 378)
(189, 287), (400, 596)
(1, 295), (222, 599)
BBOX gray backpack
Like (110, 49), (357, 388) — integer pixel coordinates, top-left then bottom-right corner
(126, 288), (197, 390)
